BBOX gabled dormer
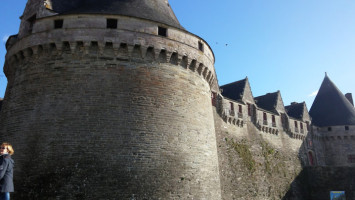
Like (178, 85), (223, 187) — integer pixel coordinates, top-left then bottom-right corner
(220, 77), (255, 104)
(254, 91), (286, 115)
(285, 102), (311, 122)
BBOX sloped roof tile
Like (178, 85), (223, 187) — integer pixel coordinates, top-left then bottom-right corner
(254, 92), (279, 114)
(285, 102), (305, 120)
(220, 79), (247, 102)
(48, 0), (184, 29)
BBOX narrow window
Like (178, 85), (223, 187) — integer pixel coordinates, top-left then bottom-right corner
(158, 26), (167, 37)
(294, 121), (298, 132)
(107, 18), (117, 29)
(198, 41), (204, 52)
(230, 102), (234, 111)
(308, 152), (315, 166)
(238, 105), (242, 113)
(345, 126), (349, 131)
(263, 112), (267, 125)
(300, 123), (304, 130)
(328, 127), (332, 131)
(54, 19), (63, 29)
(27, 14), (36, 33)
(229, 102), (234, 116)
(211, 92), (217, 106)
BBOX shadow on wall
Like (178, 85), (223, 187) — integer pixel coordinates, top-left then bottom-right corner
(282, 162), (355, 199)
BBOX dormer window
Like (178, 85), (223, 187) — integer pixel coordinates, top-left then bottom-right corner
(158, 26), (167, 37)
(345, 126), (349, 131)
(107, 18), (117, 29)
(54, 19), (63, 29)
(328, 127), (332, 131)
(198, 41), (204, 52)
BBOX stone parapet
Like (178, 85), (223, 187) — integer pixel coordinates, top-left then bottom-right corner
(6, 14), (217, 89)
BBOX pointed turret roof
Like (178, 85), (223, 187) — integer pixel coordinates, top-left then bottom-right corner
(309, 74), (355, 126)
(47, 0), (184, 29)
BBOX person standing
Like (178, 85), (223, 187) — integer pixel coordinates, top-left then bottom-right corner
(0, 143), (14, 200)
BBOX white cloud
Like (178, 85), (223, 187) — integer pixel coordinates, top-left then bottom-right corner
(308, 90), (318, 97)
(2, 35), (9, 43)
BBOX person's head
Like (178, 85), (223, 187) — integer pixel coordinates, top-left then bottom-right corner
(0, 143), (14, 155)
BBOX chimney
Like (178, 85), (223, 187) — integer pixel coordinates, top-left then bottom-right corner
(345, 93), (354, 106)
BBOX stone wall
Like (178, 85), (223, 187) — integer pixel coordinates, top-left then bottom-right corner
(213, 108), (307, 200)
(312, 125), (355, 166)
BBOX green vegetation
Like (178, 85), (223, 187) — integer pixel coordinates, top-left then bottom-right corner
(228, 139), (256, 173)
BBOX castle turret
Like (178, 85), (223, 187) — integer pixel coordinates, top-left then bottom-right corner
(309, 74), (355, 166)
(0, 0), (221, 199)
(309, 74), (355, 127)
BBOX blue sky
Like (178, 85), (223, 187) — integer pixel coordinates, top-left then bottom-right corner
(1, 0), (355, 108)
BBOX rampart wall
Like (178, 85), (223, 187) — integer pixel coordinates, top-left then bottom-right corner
(213, 106), (308, 200)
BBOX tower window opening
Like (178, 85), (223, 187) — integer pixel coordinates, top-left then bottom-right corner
(229, 102), (235, 116)
(345, 126), (349, 131)
(158, 26), (167, 37)
(263, 112), (267, 125)
(54, 19), (63, 29)
(198, 41), (204, 52)
(107, 18), (117, 29)
(27, 14), (36, 33)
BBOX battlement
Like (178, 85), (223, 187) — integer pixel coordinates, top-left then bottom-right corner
(6, 14), (217, 88)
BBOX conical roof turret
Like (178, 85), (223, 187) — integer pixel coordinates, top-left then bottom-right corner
(46, 0), (183, 29)
(309, 74), (355, 126)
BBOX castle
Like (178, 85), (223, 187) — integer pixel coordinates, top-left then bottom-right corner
(1, 0), (355, 199)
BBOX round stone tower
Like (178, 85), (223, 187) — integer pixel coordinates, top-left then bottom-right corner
(0, 0), (221, 199)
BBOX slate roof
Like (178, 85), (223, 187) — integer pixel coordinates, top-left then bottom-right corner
(48, 0), (184, 29)
(309, 74), (355, 126)
(220, 79), (247, 102)
(254, 92), (279, 114)
(285, 102), (305, 120)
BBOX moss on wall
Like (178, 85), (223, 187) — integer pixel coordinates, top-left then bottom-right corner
(215, 110), (304, 200)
